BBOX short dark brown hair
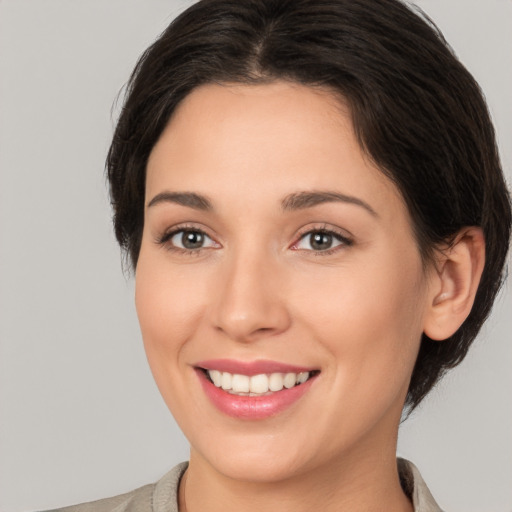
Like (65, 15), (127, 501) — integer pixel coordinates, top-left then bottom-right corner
(107, 0), (511, 411)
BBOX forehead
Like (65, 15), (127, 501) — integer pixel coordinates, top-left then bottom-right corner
(146, 81), (404, 218)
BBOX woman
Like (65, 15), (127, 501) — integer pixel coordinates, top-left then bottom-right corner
(34, 0), (510, 510)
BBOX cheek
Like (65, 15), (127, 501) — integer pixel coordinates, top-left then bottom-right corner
(134, 250), (208, 373)
(296, 249), (426, 403)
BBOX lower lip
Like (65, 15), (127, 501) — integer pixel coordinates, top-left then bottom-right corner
(196, 369), (317, 420)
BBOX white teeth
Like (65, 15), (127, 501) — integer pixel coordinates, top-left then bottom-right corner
(221, 372), (232, 390)
(232, 374), (250, 393)
(283, 373), (296, 389)
(209, 369), (222, 387)
(207, 370), (312, 395)
(268, 373), (284, 392)
(297, 372), (309, 384)
(249, 374), (269, 394)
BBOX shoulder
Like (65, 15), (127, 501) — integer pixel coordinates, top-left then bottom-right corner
(43, 485), (154, 512)
(42, 462), (188, 512)
(398, 458), (444, 512)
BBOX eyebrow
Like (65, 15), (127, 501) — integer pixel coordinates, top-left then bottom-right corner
(281, 190), (378, 217)
(147, 189), (377, 217)
(147, 191), (212, 211)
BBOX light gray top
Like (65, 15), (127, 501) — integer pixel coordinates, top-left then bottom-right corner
(45, 458), (443, 512)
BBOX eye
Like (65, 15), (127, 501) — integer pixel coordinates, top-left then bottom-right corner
(293, 229), (351, 252)
(163, 229), (218, 251)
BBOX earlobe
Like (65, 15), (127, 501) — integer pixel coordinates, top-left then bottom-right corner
(423, 227), (485, 341)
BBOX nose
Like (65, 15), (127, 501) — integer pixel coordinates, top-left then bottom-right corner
(210, 247), (291, 343)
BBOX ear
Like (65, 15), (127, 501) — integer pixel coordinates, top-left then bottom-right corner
(423, 227), (485, 341)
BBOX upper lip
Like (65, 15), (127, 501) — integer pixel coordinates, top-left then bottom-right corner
(195, 359), (317, 376)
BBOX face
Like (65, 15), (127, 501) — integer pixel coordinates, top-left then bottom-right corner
(136, 81), (434, 483)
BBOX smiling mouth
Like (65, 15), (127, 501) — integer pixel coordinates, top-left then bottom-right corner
(200, 369), (320, 396)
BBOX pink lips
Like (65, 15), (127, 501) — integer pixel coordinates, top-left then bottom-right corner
(195, 359), (318, 420)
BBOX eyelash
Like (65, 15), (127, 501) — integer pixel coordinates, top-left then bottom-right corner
(155, 224), (353, 256)
(292, 225), (353, 256)
(156, 224), (217, 256)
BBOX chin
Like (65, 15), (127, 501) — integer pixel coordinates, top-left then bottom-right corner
(199, 445), (312, 484)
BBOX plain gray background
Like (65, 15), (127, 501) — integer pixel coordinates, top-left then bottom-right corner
(0, 1), (510, 511)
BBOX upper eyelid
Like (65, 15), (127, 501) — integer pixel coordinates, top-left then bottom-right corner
(300, 229), (348, 241)
(294, 223), (353, 241)
(295, 231), (350, 247)
(169, 228), (215, 241)
(159, 223), (216, 241)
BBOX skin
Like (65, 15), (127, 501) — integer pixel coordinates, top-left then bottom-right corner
(135, 81), (484, 512)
